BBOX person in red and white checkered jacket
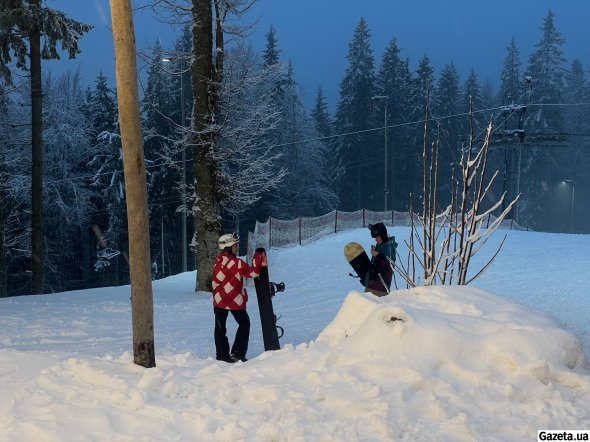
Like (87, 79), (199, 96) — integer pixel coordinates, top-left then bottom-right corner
(212, 233), (266, 363)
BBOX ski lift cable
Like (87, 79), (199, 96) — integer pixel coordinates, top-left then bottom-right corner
(1, 102), (586, 189)
(528, 102), (590, 107)
(4, 103), (512, 187)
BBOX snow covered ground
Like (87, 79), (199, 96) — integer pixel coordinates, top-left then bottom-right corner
(1, 227), (589, 441)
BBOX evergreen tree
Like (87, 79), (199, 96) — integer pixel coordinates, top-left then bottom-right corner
(409, 55), (436, 142)
(162, 25), (194, 275)
(143, 41), (174, 140)
(564, 59), (588, 134)
(311, 87), (332, 139)
(434, 62), (462, 132)
(498, 37), (522, 106)
(169, 24), (193, 128)
(462, 69), (485, 135)
(562, 59), (589, 232)
(263, 25), (281, 67)
(88, 72), (117, 135)
(311, 86), (341, 194)
(525, 9), (566, 132)
(274, 62), (337, 217)
(0, 0), (92, 294)
(261, 25), (285, 105)
(235, 24), (289, 227)
(520, 9), (568, 230)
(433, 62), (462, 199)
(376, 38), (412, 210)
(481, 78), (497, 111)
(403, 55), (437, 209)
(411, 55), (436, 113)
(142, 41), (180, 277)
(258, 27), (290, 217)
(251, 28), (335, 219)
(86, 72), (128, 286)
(496, 37), (523, 210)
(292, 113), (339, 215)
(334, 17), (379, 210)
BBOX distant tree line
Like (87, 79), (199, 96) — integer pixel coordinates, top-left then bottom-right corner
(0, 5), (588, 296)
(329, 11), (589, 235)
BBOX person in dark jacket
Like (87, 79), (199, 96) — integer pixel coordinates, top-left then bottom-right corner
(365, 223), (397, 296)
(212, 233), (266, 363)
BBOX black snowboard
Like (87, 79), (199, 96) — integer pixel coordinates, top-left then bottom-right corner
(254, 263), (281, 351)
(344, 242), (371, 286)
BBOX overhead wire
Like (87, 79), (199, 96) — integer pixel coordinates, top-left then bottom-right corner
(0, 101), (586, 190)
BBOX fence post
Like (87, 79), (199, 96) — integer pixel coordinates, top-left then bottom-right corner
(269, 217), (272, 249)
(362, 209), (366, 228)
(334, 210), (338, 233)
(299, 218), (302, 245)
(391, 209), (394, 226)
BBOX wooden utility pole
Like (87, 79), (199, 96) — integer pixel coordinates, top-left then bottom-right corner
(110, 0), (155, 368)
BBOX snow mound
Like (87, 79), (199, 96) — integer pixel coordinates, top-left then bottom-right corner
(319, 286), (588, 377)
(2, 285), (590, 441)
(310, 286), (590, 439)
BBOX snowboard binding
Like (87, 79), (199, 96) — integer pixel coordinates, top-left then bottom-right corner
(269, 281), (285, 297)
(274, 314), (284, 339)
(269, 282), (286, 338)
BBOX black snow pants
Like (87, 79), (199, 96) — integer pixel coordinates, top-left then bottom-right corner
(214, 306), (250, 361)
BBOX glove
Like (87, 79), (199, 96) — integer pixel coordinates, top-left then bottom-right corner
(253, 250), (267, 268)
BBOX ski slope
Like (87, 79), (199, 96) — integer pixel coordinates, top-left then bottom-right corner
(0, 227), (589, 441)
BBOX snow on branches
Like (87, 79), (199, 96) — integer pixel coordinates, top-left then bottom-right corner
(396, 99), (520, 288)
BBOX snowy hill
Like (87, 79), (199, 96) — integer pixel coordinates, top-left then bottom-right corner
(1, 228), (589, 441)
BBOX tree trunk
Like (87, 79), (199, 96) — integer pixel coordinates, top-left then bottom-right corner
(110, 0), (155, 368)
(30, 0), (44, 294)
(192, 0), (220, 292)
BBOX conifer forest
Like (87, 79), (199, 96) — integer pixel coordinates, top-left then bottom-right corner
(0, 2), (588, 296)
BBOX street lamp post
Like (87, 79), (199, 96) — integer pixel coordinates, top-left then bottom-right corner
(372, 95), (389, 211)
(163, 57), (188, 272)
(564, 180), (575, 233)
(180, 67), (187, 273)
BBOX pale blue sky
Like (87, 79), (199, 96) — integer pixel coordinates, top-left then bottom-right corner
(46, 0), (590, 110)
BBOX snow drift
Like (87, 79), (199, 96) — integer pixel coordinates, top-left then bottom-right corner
(2, 285), (589, 441)
(2, 227), (590, 440)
